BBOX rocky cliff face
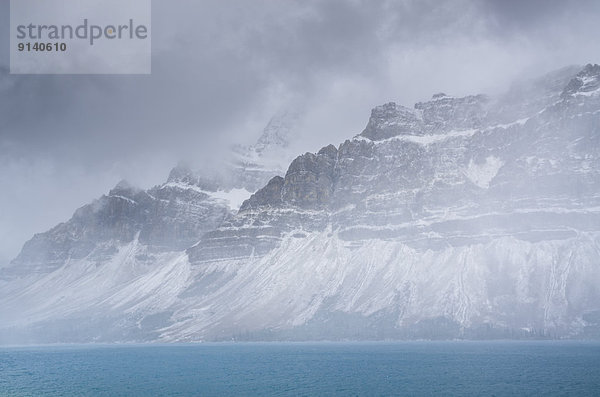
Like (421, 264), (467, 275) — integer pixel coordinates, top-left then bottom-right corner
(1, 65), (600, 343)
(177, 64), (600, 340)
(3, 111), (303, 281)
(6, 179), (231, 278)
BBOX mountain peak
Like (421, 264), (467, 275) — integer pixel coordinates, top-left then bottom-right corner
(255, 110), (301, 152)
(166, 162), (194, 184)
(360, 102), (422, 141)
(582, 63), (600, 74)
(361, 92), (488, 141)
(561, 63), (600, 98)
(432, 92), (450, 100)
(414, 93), (488, 131)
(108, 179), (139, 196)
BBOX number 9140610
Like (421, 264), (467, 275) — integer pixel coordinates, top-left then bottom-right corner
(18, 42), (67, 52)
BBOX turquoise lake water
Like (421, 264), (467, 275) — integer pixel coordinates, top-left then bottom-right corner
(1, 342), (599, 396)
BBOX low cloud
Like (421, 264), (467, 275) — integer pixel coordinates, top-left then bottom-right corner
(1, 0), (599, 262)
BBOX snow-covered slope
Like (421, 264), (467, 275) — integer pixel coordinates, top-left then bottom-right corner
(0, 112), (300, 343)
(164, 230), (600, 341)
(2, 65), (600, 343)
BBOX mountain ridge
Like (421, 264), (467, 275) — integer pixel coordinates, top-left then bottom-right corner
(2, 64), (600, 343)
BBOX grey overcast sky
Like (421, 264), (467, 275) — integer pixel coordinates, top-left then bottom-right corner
(1, 0), (599, 264)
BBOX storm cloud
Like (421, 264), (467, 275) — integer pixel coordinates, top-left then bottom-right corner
(1, 0), (599, 264)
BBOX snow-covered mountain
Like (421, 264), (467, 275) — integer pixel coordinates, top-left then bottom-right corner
(0, 112), (299, 342)
(230, 110), (303, 192)
(1, 65), (600, 343)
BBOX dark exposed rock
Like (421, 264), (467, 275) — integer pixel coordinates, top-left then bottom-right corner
(414, 93), (488, 132)
(360, 102), (423, 140)
(189, 63), (600, 269)
(4, 110), (304, 279)
(239, 176), (284, 211)
(190, 144), (341, 262)
(561, 63), (600, 99)
(7, 180), (231, 276)
(360, 94), (490, 142)
(281, 145), (338, 208)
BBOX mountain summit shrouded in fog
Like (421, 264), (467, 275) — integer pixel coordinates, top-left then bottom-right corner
(1, 64), (600, 343)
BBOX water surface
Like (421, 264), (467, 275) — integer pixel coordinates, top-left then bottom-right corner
(1, 341), (599, 396)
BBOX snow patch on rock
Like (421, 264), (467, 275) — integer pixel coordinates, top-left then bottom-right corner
(464, 156), (504, 188)
(211, 188), (254, 211)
